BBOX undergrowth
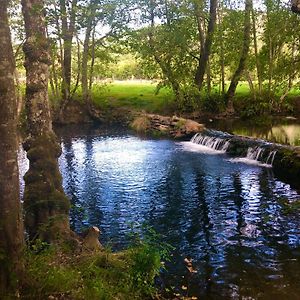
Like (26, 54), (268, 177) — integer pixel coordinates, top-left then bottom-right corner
(20, 227), (171, 300)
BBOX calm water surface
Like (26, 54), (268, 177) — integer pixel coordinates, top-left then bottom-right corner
(207, 118), (300, 146)
(19, 125), (300, 299)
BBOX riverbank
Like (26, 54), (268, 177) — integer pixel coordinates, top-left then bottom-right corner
(19, 226), (170, 299)
(52, 94), (300, 189)
(51, 81), (300, 126)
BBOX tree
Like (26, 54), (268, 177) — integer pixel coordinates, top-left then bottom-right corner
(58, 0), (78, 119)
(21, 0), (71, 242)
(225, 0), (252, 113)
(0, 0), (24, 294)
(194, 0), (218, 91)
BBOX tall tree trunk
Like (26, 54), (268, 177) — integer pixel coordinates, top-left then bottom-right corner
(251, 7), (262, 94)
(82, 2), (95, 111)
(218, 3), (225, 95)
(148, 0), (182, 104)
(194, 0), (218, 91)
(21, 0), (70, 242)
(0, 0), (24, 294)
(226, 0), (252, 114)
(60, 0), (77, 98)
(207, 57), (211, 95)
(59, 0), (77, 119)
(89, 26), (96, 91)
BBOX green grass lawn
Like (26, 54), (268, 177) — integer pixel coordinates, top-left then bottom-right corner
(92, 80), (174, 113)
(71, 80), (299, 115)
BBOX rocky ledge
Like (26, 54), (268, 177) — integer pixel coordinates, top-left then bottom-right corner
(131, 114), (205, 139)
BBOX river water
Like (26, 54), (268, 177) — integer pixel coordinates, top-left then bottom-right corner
(207, 117), (300, 146)
(19, 124), (300, 299)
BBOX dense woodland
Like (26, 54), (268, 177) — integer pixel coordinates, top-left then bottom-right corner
(0, 0), (300, 298)
(6, 0), (300, 116)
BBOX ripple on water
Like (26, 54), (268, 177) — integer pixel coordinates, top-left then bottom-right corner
(18, 129), (300, 299)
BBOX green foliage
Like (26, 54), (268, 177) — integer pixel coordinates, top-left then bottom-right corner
(200, 93), (226, 113)
(22, 228), (171, 299)
(126, 225), (173, 295)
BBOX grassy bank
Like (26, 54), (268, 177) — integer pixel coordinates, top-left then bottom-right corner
(48, 80), (300, 119)
(91, 81), (173, 114)
(89, 81), (298, 116)
(19, 229), (171, 299)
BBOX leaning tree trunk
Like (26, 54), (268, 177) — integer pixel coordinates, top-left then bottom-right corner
(21, 0), (70, 242)
(225, 0), (252, 114)
(0, 0), (24, 294)
(194, 0), (218, 91)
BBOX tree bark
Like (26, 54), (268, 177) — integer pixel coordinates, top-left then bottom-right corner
(148, 0), (183, 104)
(82, 0), (96, 111)
(60, 0), (77, 100)
(194, 0), (218, 91)
(21, 0), (70, 242)
(225, 0), (252, 114)
(0, 0), (24, 294)
(58, 0), (77, 121)
(251, 7), (262, 94)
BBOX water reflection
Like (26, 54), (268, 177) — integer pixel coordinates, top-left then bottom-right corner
(18, 125), (300, 299)
(208, 118), (300, 146)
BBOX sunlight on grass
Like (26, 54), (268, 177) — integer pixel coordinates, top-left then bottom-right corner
(92, 80), (174, 113)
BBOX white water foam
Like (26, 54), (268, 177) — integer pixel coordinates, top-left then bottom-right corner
(189, 133), (230, 153)
(180, 141), (228, 154)
(228, 157), (273, 168)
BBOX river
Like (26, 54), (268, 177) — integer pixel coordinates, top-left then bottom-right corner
(18, 124), (300, 299)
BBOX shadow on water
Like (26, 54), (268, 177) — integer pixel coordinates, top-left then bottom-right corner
(19, 124), (300, 299)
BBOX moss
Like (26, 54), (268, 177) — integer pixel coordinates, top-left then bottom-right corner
(21, 232), (169, 299)
(23, 132), (70, 241)
(150, 129), (168, 138)
(130, 116), (151, 133)
(173, 118), (186, 130)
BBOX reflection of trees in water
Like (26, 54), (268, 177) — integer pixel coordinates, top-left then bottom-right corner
(209, 120), (300, 146)
(267, 125), (300, 146)
(57, 133), (300, 298)
(83, 138), (104, 229)
(62, 137), (84, 231)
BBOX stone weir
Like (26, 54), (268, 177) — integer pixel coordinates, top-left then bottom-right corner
(190, 129), (300, 187)
(130, 114), (299, 186)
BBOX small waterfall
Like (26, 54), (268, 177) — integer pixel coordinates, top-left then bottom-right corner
(246, 147), (265, 161)
(191, 133), (230, 152)
(191, 132), (278, 167)
(244, 146), (277, 166)
(265, 150), (277, 165)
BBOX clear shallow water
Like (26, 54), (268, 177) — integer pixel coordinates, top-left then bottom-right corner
(19, 125), (300, 299)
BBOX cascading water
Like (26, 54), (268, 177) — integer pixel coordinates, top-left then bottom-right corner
(191, 132), (231, 152)
(246, 146), (265, 161)
(190, 132), (277, 166)
(266, 150), (277, 165)
(244, 146), (277, 166)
